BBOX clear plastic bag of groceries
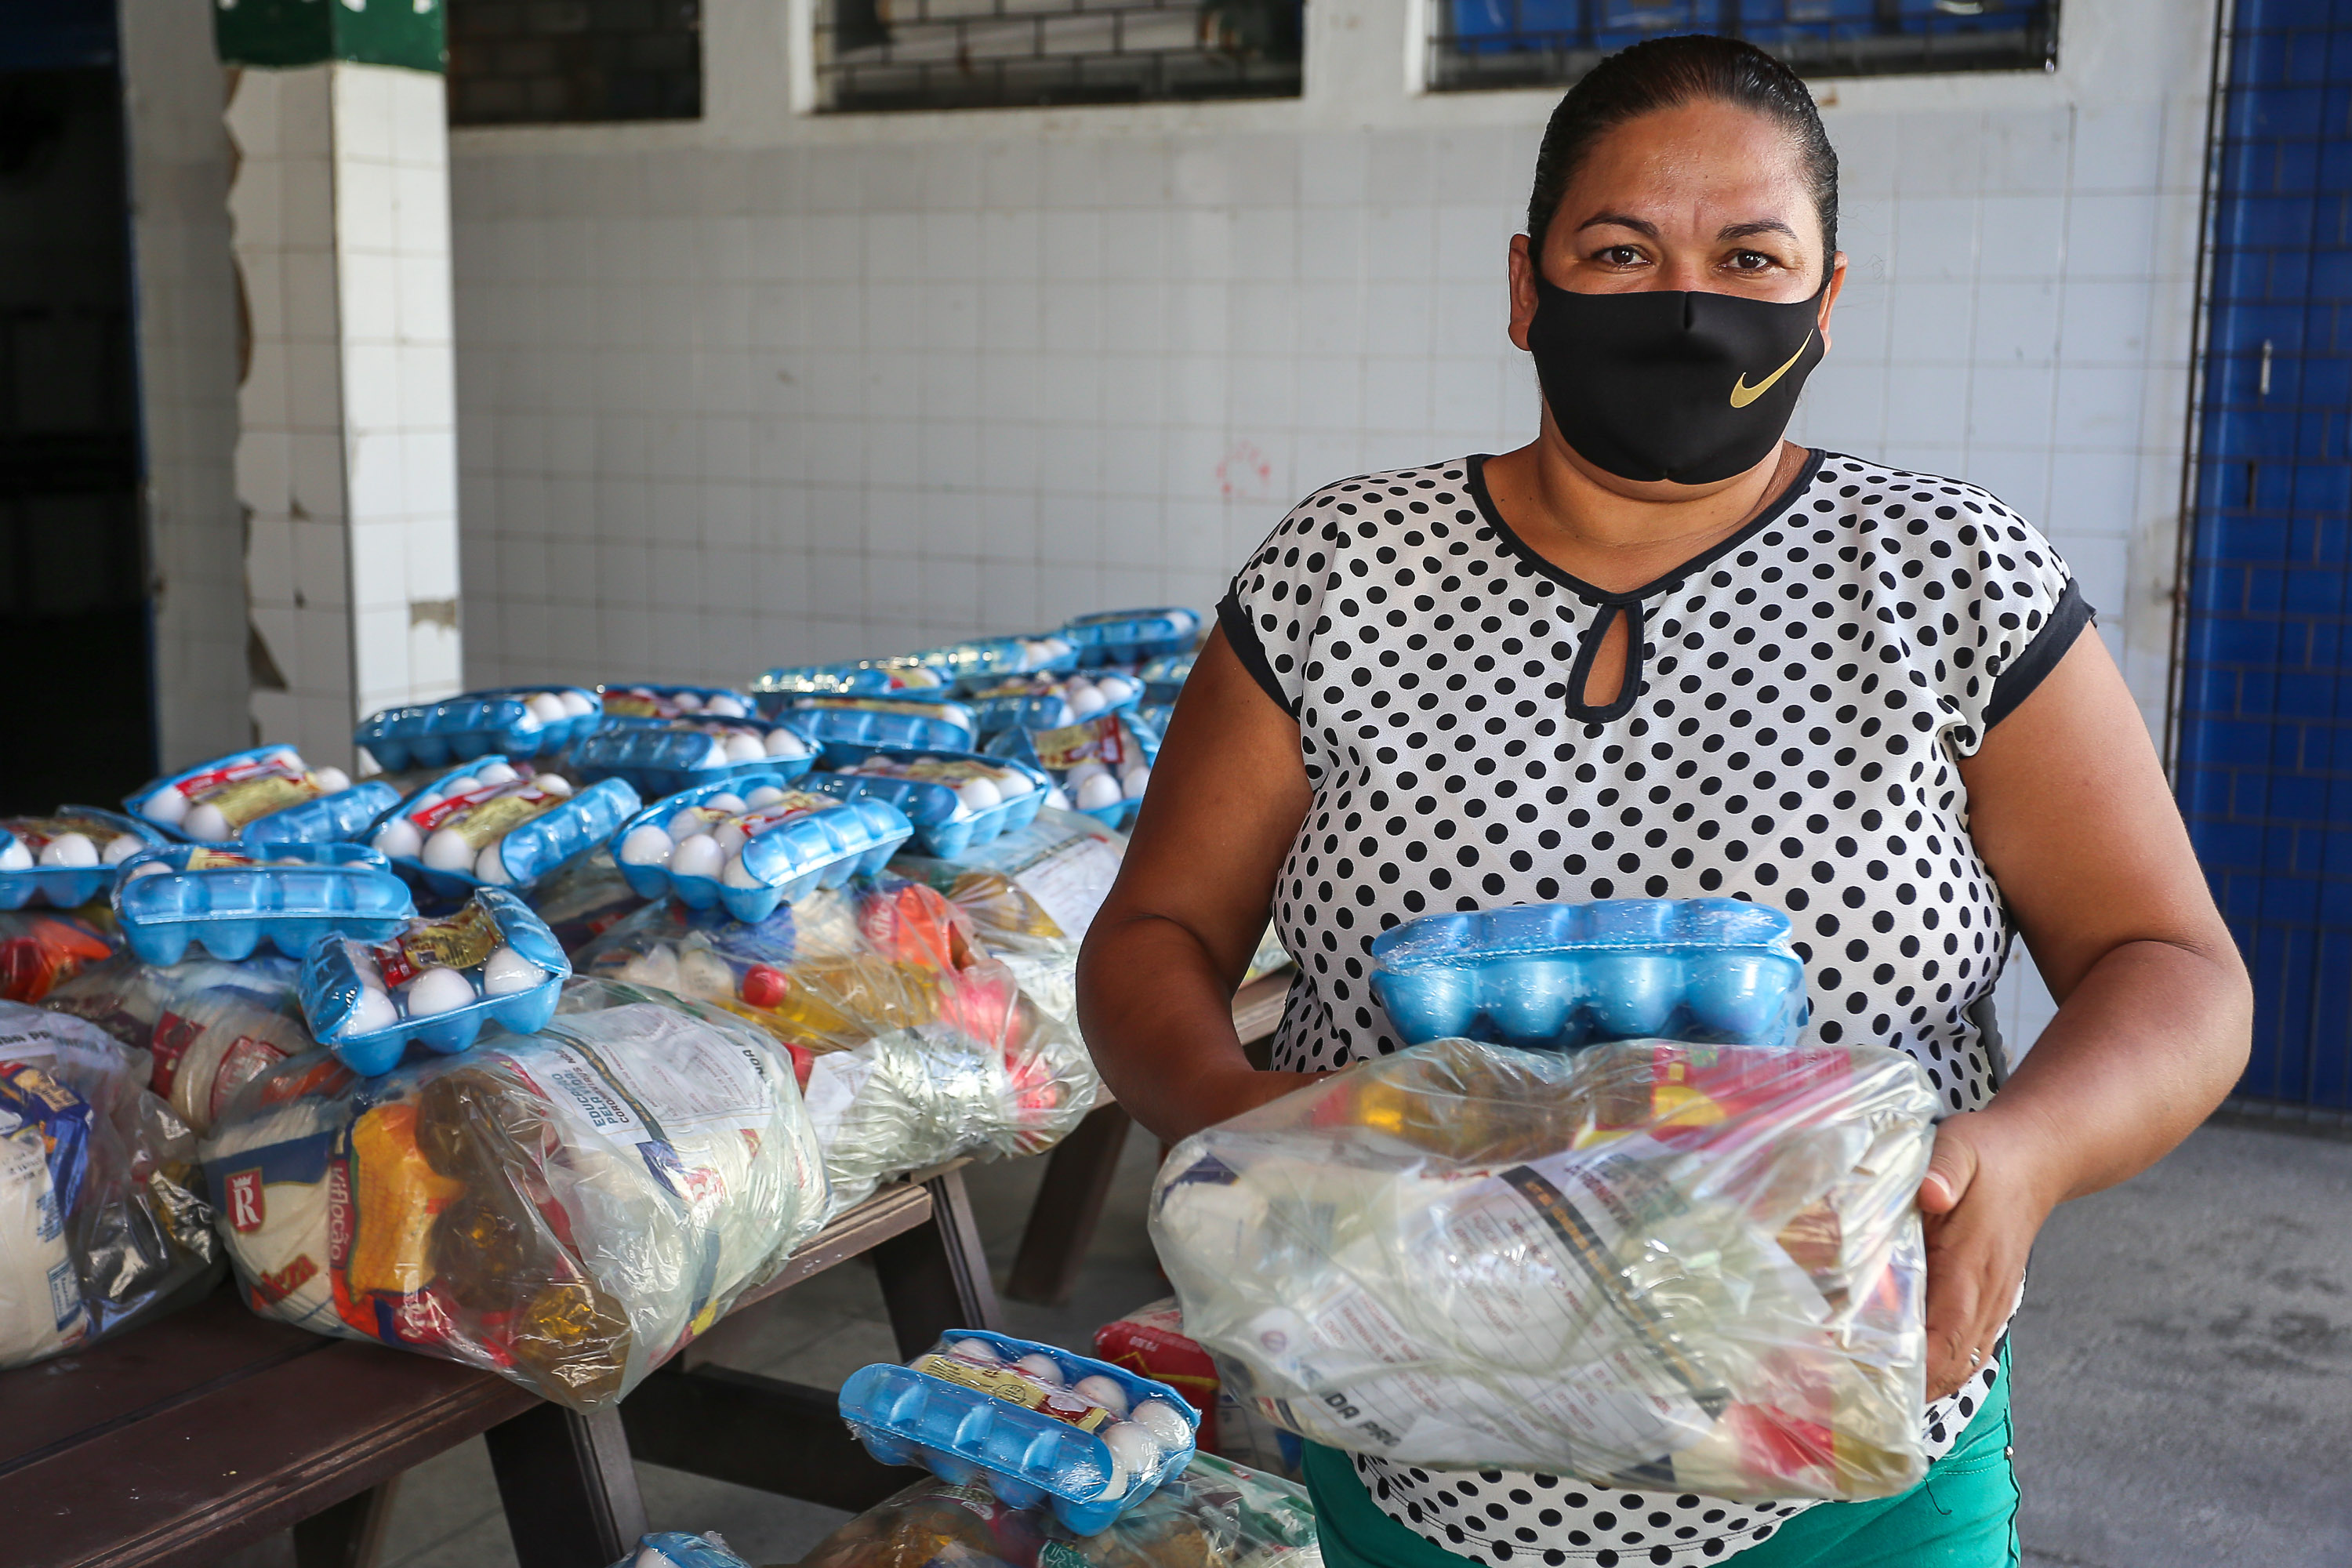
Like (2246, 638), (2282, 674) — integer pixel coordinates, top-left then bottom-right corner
(44, 953), (314, 1133)
(0, 1001), (221, 1369)
(792, 1451), (1319, 1568)
(573, 877), (1097, 1215)
(1151, 1036), (1940, 1501)
(198, 989), (829, 1408)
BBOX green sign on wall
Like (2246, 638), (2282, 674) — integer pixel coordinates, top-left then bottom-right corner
(214, 0), (445, 74)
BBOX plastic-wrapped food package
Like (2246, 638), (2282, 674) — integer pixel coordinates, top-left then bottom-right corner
(1095, 1299), (1301, 1479)
(840, 1330), (1200, 1532)
(44, 953), (310, 1134)
(572, 880), (1097, 1214)
(891, 809), (1125, 1026)
(298, 888), (572, 1074)
(199, 993), (829, 1407)
(128, 746), (397, 845)
(793, 1451), (1319, 1568)
(0, 907), (118, 1003)
(0, 1002), (220, 1368)
(524, 848), (652, 956)
(606, 1533), (752, 1568)
(990, 713), (1158, 828)
(1152, 1036), (1940, 1501)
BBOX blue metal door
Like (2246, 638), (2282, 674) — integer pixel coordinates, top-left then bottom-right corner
(2177, 0), (2352, 1111)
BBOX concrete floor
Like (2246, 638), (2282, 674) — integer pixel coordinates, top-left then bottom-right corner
(218, 1118), (2352, 1568)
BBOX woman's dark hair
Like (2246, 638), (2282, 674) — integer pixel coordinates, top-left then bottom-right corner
(1527, 34), (1838, 283)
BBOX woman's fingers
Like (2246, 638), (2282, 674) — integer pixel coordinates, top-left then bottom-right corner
(1916, 1120), (1980, 1214)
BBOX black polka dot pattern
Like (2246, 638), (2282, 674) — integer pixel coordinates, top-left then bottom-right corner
(1232, 452), (2063, 1563)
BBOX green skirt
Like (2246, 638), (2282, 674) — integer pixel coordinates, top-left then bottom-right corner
(1304, 1361), (2019, 1568)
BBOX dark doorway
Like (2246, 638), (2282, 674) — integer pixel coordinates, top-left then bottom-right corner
(0, 1), (154, 814)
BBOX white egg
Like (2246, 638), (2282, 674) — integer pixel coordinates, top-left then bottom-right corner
(38, 833), (97, 868)
(722, 732), (765, 763)
(763, 728), (808, 757)
(712, 822), (749, 856)
(992, 770), (1033, 798)
(527, 692), (569, 723)
(1094, 675), (1135, 703)
(513, 708), (546, 733)
(345, 986), (401, 1038)
(671, 690), (705, 711)
(745, 785), (785, 808)
(311, 766), (351, 794)
(949, 1338), (1003, 1365)
(346, 941), (388, 990)
(669, 833), (724, 880)
(532, 772), (573, 797)
(1100, 1421), (1162, 1481)
(475, 761), (521, 786)
(1067, 685), (1106, 717)
(143, 788), (188, 826)
(701, 739), (731, 768)
(126, 862), (168, 881)
(103, 834), (143, 865)
(557, 689), (595, 717)
(1065, 760), (1109, 788)
(1075, 774), (1123, 811)
(0, 841), (31, 872)
(1121, 766), (1151, 800)
(619, 825), (675, 866)
(705, 694), (746, 717)
(1128, 1398), (1192, 1449)
(666, 809), (706, 840)
(706, 792), (746, 815)
(481, 946), (546, 996)
(956, 778), (1003, 812)
(439, 775), (478, 797)
(422, 828), (476, 872)
(413, 791), (445, 811)
(373, 819), (423, 859)
(1072, 1374), (1131, 1417)
(1012, 1352), (1064, 1387)
(1044, 786), (1070, 811)
(722, 853), (764, 888)
(184, 803), (232, 840)
(402, 966), (478, 1018)
(474, 841), (514, 884)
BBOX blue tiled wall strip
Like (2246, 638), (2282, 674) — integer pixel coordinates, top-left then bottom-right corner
(2179, 0), (2352, 1109)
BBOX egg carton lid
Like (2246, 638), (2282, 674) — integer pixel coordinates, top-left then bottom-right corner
(1, 806), (162, 856)
(1138, 651), (1197, 684)
(358, 685), (601, 734)
(751, 656), (953, 698)
(571, 716), (814, 764)
(375, 757), (643, 887)
(1059, 607), (1202, 644)
(1371, 898), (1800, 970)
(595, 683), (761, 721)
(297, 885), (571, 1050)
(786, 705), (978, 755)
(115, 841), (416, 922)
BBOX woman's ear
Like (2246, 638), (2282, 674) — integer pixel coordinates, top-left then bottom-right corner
(1817, 249), (1849, 354)
(1508, 233), (1540, 352)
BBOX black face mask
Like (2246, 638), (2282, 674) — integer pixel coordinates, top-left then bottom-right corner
(1526, 278), (1825, 486)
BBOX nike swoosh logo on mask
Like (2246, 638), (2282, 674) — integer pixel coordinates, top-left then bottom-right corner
(1729, 330), (1816, 408)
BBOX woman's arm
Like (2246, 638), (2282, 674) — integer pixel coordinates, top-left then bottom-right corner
(1077, 626), (1318, 1144)
(1928, 629), (2252, 1397)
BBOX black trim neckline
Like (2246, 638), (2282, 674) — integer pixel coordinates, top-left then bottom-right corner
(1463, 447), (1828, 606)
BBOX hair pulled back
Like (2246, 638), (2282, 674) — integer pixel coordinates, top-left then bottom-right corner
(1527, 34), (1838, 283)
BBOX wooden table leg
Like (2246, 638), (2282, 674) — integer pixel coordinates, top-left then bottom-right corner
(290, 1478), (401, 1568)
(485, 1403), (648, 1568)
(1004, 1102), (1131, 1307)
(873, 1166), (1003, 1357)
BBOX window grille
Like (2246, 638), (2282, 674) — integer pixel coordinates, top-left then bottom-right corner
(1428, 1), (2056, 93)
(448, 0), (702, 125)
(814, 0), (1302, 114)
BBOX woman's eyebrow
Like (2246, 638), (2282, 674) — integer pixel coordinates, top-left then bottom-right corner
(1719, 219), (1799, 242)
(1573, 211), (1661, 238)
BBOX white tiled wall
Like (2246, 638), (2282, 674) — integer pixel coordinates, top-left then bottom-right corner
(226, 61), (464, 768)
(448, 0), (2219, 1046)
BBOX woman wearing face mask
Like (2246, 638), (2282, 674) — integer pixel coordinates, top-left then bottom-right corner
(1078, 32), (2249, 1568)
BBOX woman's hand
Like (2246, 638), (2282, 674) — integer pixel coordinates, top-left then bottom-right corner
(1915, 1108), (2061, 1401)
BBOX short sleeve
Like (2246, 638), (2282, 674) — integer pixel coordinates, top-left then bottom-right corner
(1223, 483), (1349, 718)
(1937, 498), (2094, 756)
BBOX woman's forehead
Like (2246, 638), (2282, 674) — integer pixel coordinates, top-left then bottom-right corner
(1552, 104), (1820, 238)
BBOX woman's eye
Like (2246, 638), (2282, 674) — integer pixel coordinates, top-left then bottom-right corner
(1727, 251), (1777, 272)
(1600, 245), (1646, 266)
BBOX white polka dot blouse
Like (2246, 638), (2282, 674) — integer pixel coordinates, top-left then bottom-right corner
(1218, 450), (2085, 1564)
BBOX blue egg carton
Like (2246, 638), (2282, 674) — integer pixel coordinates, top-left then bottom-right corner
(354, 686), (602, 771)
(1060, 608), (1201, 668)
(1135, 702), (1176, 735)
(840, 1330), (1199, 1534)
(608, 775), (913, 923)
(604, 1535), (753, 1568)
(372, 757), (643, 901)
(750, 657), (954, 706)
(568, 718), (817, 799)
(989, 712), (1160, 830)
(127, 746), (401, 847)
(1138, 651), (1196, 704)
(594, 682), (762, 724)
(297, 887), (572, 1076)
(804, 751), (1053, 859)
(0, 808), (165, 909)
(911, 635), (1080, 693)
(113, 842), (417, 965)
(782, 702), (978, 754)
(968, 678), (1143, 740)
(1369, 898), (1809, 1053)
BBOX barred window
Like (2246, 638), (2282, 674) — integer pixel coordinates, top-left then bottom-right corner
(815, 0), (1303, 113)
(448, 0), (702, 125)
(1429, 2), (2058, 93)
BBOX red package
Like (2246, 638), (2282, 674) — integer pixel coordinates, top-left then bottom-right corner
(0, 909), (117, 1003)
(1093, 1298), (1223, 1449)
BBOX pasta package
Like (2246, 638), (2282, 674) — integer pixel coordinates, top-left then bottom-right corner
(1151, 1036), (1938, 1501)
(0, 1002), (220, 1368)
(43, 953), (314, 1134)
(199, 993), (829, 1407)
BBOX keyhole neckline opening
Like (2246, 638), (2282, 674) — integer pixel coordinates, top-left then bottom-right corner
(1462, 447), (1826, 608)
(1564, 601), (1642, 722)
